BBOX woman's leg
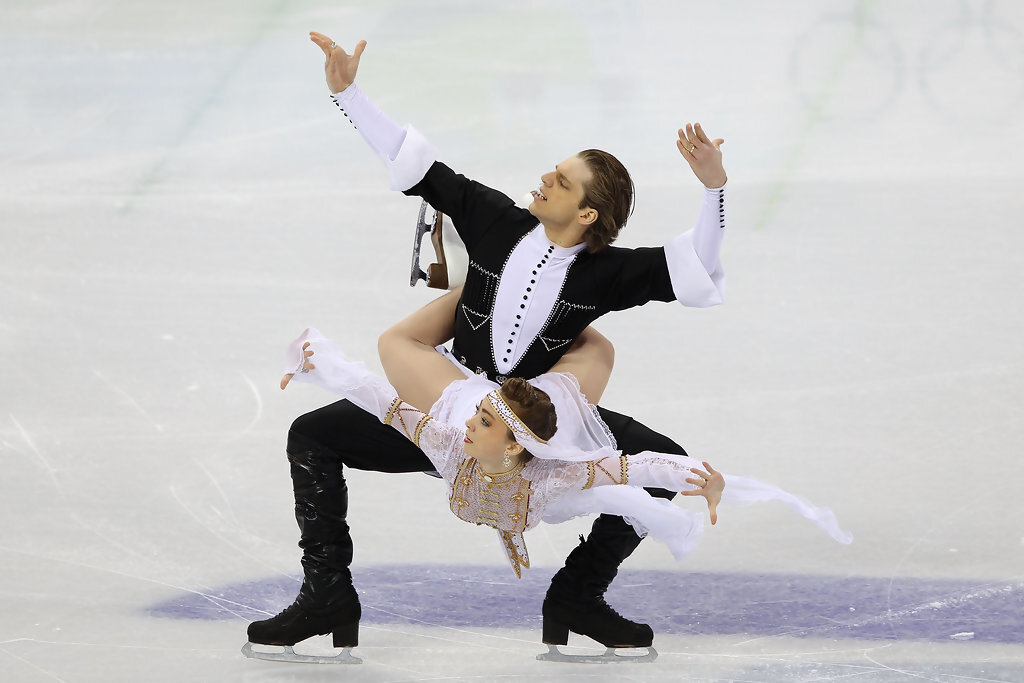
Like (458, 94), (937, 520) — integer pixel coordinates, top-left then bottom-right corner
(549, 326), (615, 404)
(378, 286), (467, 412)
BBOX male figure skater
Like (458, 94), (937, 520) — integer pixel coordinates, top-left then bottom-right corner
(246, 33), (728, 661)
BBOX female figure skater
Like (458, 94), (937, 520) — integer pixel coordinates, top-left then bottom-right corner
(281, 321), (852, 587)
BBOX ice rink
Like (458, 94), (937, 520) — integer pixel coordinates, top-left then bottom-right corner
(2, 1), (1023, 681)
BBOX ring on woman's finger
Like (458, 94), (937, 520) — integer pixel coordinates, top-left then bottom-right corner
(330, 41), (338, 49)
(690, 144), (696, 153)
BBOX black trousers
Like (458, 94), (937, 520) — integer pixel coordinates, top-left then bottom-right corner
(288, 399), (684, 587)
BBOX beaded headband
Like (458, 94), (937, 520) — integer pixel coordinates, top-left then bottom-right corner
(485, 390), (548, 445)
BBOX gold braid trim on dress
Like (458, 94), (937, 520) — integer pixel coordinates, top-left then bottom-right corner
(583, 455), (630, 488)
(499, 530), (530, 580)
(383, 398), (402, 426)
(385, 400), (433, 447)
(412, 414), (432, 447)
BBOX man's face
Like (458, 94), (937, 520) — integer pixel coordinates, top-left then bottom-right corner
(528, 155), (593, 228)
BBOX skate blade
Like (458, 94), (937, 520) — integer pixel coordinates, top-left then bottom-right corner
(241, 641), (361, 665)
(410, 201), (433, 286)
(536, 644), (658, 664)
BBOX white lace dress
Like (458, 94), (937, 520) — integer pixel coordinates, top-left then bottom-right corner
(287, 329), (853, 577)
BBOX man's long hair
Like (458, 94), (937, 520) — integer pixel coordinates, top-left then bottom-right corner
(577, 149), (635, 252)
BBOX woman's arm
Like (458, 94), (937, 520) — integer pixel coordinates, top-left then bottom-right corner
(578, 453), (853, 544)
(580, 453), (723, 523)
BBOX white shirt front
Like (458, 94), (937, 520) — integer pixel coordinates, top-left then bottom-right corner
(491, 226), (587, 375)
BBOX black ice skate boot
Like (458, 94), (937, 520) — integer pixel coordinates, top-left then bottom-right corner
(539, 517), (657, 662)
(244, 439), (361, 663)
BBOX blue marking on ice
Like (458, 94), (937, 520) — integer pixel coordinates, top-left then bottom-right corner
(147, 565), (1024, 644)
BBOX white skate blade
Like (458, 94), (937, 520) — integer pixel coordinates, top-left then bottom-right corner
(536, 644), (658, 664)
(241, 641), (361, 665)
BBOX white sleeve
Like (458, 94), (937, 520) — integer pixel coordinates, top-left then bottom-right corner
(566, 451), (854, 546)
(331, 84), (437, 191)
(284, 327), (399, 420)
(662, 184), (726, 307)
(542, 485), (707, 562)
(579, 452), (705, 492)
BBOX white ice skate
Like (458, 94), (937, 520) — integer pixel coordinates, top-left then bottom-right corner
(411, 200), (467, 290)
(536, 644), (658, 664)
(241, 641), (361, 665)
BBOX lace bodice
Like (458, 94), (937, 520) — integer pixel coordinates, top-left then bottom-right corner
(380, 399), (712, 575)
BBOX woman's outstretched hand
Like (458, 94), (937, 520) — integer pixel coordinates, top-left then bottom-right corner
(310, 32), (366, 94)
(281, 342), (316, 390)
(681, 460), (724, 524)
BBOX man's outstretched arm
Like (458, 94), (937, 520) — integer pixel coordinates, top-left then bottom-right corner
(310, 32), (437, 191)
(661, 122), (728, 308)
(606, 122), (728, 312)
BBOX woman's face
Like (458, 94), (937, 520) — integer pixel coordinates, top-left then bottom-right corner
(464, 399), (517, 467)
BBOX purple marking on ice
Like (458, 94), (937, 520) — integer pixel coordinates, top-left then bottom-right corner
(147, 565), (1024, 644)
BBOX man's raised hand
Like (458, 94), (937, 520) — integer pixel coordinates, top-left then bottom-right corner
(676, 122), (727, 189)
(310, 32), (366, 94)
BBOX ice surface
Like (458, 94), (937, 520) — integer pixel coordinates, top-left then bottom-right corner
(2, 1), (1023, 681)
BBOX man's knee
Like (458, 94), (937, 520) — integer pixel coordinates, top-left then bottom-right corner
(286, 400), (360, 455)
(634, 426), (686, 456)
(599, 408), (687, 457)
(287, 414), (324, 456)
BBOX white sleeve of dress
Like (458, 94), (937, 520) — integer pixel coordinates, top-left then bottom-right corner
(719, 473), (853, 544)
(618, 454), (851, 544)
(586, 451), (853, 545)
(283, 328), (464, 480)
(330, 84), (437, 191)
(284, 327), (398, 419)
(530, 459), (706, 562)
(534, 451), (851, 560)
(580, 452), (705, 492)
(662, 184), (726, 308)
